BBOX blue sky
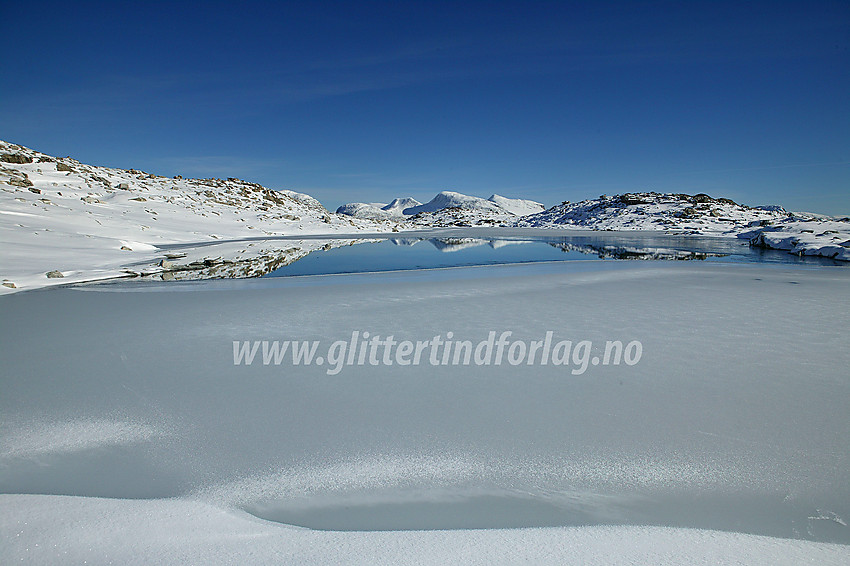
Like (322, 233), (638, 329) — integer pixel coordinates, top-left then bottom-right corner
(1, 1), (848, 214)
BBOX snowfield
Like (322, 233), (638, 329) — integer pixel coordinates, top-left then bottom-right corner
(2, 261), (849, 564)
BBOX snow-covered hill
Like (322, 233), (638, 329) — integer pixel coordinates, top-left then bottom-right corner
(517, 193), (850, 261)
(0, 141), (387, 293)
(337, 191), (545, 226)
(517, 192), (789, 233)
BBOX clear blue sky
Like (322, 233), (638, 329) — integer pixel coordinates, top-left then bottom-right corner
(1, 1), (848, 214)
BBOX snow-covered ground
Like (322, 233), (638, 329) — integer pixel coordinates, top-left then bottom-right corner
(0, 141), (390, 293)
(3, 495), (846, 565)
(741, 220), (850, 261)
(2, 261), (849, 564)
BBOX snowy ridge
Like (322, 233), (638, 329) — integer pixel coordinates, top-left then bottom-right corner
(0, 141), (388, 292)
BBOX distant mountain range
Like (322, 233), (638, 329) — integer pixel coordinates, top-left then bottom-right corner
(337, 191), (545, 225)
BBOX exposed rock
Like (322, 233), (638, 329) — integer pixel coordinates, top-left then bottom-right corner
(10, 177), (34, 188)
(56, 162), (74, 172)
(118, 182), (130, 190)
(91, 175), (111, 187)
(618, 194), (650, 205)
(1, 153), (33, 164)
(2, 281), (16, 288)
(46, 270), (64, 278)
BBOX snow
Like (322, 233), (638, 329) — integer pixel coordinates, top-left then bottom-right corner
(3, 495), (847, 565)
(2, 260), (849, 563)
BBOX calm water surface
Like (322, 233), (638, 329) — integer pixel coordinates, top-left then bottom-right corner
(267, 232), (843, 277)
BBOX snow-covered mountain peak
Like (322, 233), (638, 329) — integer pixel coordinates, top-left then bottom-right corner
(384, 197), (421, 212)
(337, 190), (546, 226)
(403, 191), (504, 216)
